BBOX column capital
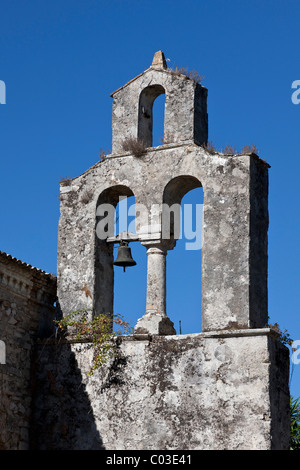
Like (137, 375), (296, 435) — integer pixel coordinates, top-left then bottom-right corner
(141, 239), (176, 252)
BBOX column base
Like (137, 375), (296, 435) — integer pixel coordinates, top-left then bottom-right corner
(134, 312), (176, 335)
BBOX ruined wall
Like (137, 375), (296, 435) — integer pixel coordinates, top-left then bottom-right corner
(0, 252), (56, 450)
(0, 51), (289, 451)
(57, 144), (269, 331)
(31, 329), (290, 450)
(52, 129), (290, 451)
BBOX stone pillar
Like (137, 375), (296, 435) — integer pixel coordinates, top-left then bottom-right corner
(145, 244), (167, 316)
(134, 241), (176, 335)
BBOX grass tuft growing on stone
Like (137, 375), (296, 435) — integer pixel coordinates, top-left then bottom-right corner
(121, 137), (146, 157)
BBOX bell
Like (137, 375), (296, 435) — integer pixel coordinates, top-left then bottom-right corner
(113, 241), (137, 272)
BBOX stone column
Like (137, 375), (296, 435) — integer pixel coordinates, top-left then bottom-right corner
(134, 241), (176, 335)
(145, 245), (167, 316)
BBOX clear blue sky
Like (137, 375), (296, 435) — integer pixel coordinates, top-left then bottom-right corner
(1, 0), (300, 397)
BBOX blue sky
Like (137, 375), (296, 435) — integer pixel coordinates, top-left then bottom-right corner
(1, 0), (300, 397)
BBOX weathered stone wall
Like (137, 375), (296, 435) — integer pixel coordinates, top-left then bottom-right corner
(0, 52), (289, 451)
(0, 252), (56, 450)
(111, 65), (208, 154)
(57, 51), (270, 333)
(31, 329), (290, 450)
(57, 143), (269, 331)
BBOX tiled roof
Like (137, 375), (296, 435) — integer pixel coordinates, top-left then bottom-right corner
(0, 251), (56, 280)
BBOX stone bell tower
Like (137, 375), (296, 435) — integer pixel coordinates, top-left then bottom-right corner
(57, 50), (268, 335)
(111, 50), (208, 153)
(51, 51), (290, 450)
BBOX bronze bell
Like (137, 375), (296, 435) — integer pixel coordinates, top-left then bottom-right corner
(113, 241), (137, 272)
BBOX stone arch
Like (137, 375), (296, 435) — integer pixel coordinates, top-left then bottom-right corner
(162, 175), (204, 333)
(94, 184), (135, 318)
(163, 175), (202, 204)
(162, 175), (203, 242)
(138, 84), (165, 147)
(96, 184), (134, 207)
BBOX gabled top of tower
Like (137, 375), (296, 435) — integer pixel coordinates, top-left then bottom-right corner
(110, 51), (169, 98)
(110, 51), (208, 154)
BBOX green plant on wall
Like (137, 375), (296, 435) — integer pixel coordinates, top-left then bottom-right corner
(267, 320), (300, 449)
(55, 310), (133, 375)
(290, 396), (300, 450)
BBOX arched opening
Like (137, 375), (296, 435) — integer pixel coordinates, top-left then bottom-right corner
(138, 84), (165, 148)
(113, 195), (147, 332)
(162, 176), (204, 334)
(152, 93), (166, 147)
(94, 185), (134, 318)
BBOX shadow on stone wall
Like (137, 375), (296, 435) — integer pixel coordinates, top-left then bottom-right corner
(30, 339), (104, 450)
